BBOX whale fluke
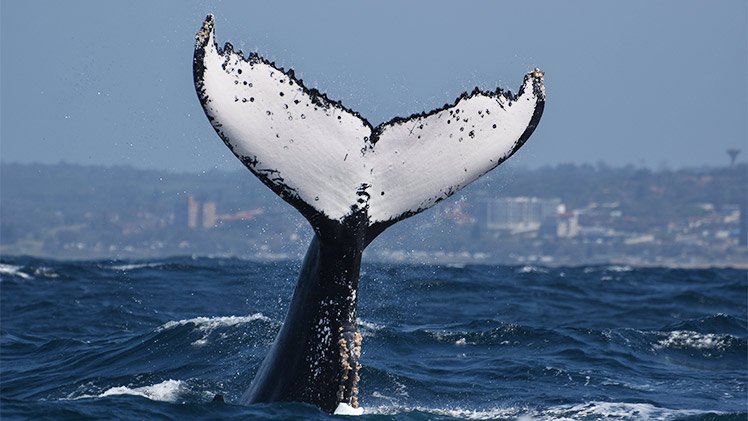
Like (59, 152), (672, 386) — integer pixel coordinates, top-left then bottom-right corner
(193, 14), (545, 414)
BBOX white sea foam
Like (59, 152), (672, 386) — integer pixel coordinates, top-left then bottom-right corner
(158, 313), (271, 346)
(544, 401), (706, 420)
(365, 405), (522, 419)
(159, 313), (270, 331)
(0, 264), (32, 279)
(455, 337), (477, 346)
(518, 265), (549, 274)
(357, 318), (385, 337)
(33, 267), (59, 278)
(366, 401), (712, 420)
(654, 330), (733, 350)
(583, 265), (632, 274)
(108, 262), (164, 271)
(73, 380), (184, 402)
(600, 378), (655, 392)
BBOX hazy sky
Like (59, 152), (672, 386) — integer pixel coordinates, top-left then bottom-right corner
(1, 1), (746, 172)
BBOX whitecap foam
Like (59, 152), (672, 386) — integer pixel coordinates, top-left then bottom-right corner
(455, 337), (477, 346)
(158, 313), (271, 346)
(364, 405), (522, 420)
(158, 313), (270, 331)
(518, 265), (549, 274)
(600, 379), (655, 392)
(0, 263), (32, 280)
(366, 401), (712, 420)
(108, 262), (164, 271)
(33, 267), (59, 278)
(545, 401), (706, 420)
(357, 318), (385, 337)
(583, 265), (632, 274)
(654, 330), (733, 351)
(74, 380), (184, 402)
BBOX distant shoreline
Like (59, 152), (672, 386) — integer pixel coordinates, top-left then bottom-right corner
(2, 162), (746, 270)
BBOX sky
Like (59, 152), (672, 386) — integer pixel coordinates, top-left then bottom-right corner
(1, 1), (746, 172)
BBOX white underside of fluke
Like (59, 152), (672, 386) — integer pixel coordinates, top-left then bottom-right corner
(195, 15), (544, 224)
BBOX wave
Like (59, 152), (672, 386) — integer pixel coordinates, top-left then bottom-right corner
(157, 313), (271, 346)
(544, 401), (713, 420)
(32, 266), (59, 278)
(517, 265), (550, 274)
(421, 322), (565, 348)
(106, 262), (166, 271)
(653, 330), (739, 351)
(0, 263), (62, 280)
(158, 313), (271, 331)
(445, 263), (466, 269)
(365, 405), (521, 419)
(357, 318), (385, 337)
(71, 380), (185, 402)
(583, 265), (633, 273)
(663, 313), (747, 337)
(0, 263), (32, 280)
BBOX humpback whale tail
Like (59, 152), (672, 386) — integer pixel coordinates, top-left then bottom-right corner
(193, 15), (545, 414)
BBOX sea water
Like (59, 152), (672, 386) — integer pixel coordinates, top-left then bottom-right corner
(1, 256), (745, 420)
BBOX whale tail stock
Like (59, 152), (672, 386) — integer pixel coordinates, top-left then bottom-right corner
(193, 15), (545, 413)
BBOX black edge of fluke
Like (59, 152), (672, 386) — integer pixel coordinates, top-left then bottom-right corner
(194, 14), (545, 153)
(506, 68), (546, 165)
(370, 68), (546, 145)
(193, 15), (375, 134)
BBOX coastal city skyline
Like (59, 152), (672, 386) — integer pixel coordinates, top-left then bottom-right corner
(2, 161), (745, 267)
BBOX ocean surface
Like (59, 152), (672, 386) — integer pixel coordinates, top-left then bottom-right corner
(1, 256), (746, 420)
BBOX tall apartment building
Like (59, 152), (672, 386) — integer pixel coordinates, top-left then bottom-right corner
(485, 197), (563, 232)
(187, 195), (200, 229)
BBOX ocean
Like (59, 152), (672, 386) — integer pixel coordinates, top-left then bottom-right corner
(1, 256), (745, 420)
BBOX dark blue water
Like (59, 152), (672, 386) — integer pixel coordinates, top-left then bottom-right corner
(1, 256), (746, 420)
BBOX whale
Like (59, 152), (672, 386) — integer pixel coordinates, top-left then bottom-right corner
(193, 15), (545, 415)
